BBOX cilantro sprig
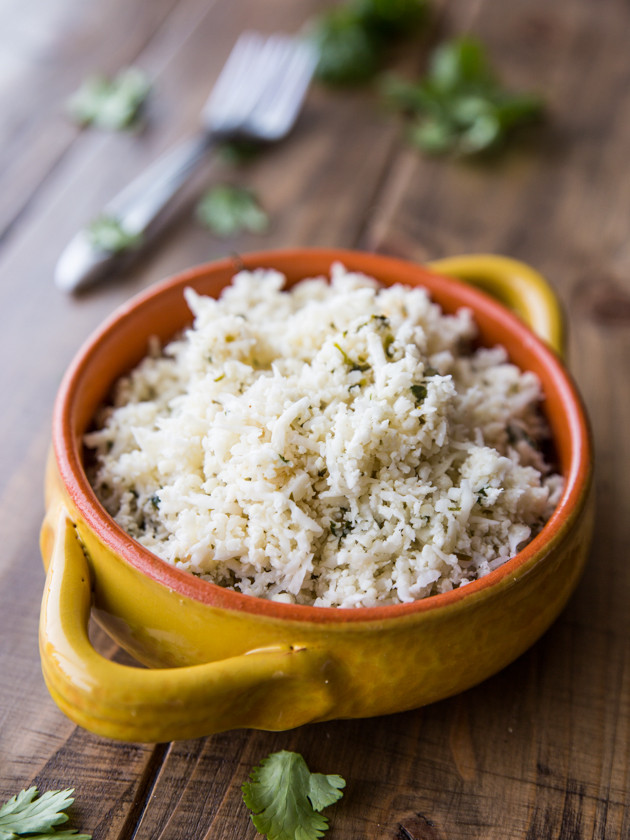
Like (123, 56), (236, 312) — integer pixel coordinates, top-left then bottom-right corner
(68, 67), (150, 131)
(87, 214), (142, 255)
(310, 0), (427, 86)
(242, 751), (345, 840)
(381, 37), (544, 155)
(0, 787), (91, 840)
(196, 184), (269, 238)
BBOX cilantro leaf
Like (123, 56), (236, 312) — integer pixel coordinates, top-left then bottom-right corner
(310, 0), (426, 86)
(351, 0), (427, 38)
(196, 184), (269, 238)
(306, 772), (346, 812)
(381, 37), (544, 156)
(410, 383), (427, 403)
(310, 7), (383, 86)
(68, 67), (150, 130)
(0, 787), (91, 840)
(217, 139), (264, 166)
(10, 834), (91, 840)
(242, 751), (345, 840)
(87, 214), (142, 255)
(430, 37), (494, 90)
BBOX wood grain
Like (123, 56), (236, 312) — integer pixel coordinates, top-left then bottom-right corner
(1, 0), (629, 837)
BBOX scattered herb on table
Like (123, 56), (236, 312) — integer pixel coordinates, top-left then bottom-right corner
(196, 184), (269, 238)
(87, 214), (142, 255)
(0, 787), (91, 839)
(309, 0), (427, 86)
(381, 37), (544, 155)
(67, 67), (150, 130)
(242, 751), (345, 840)
(309, 7), (382, 86)
(218, 138), (265, 165)
(351, 0), (428, 39)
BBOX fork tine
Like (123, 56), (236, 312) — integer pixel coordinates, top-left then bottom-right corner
(203, 32), (264, 124)
(247, 40), (317, 138)
(202, 32), (316, 138)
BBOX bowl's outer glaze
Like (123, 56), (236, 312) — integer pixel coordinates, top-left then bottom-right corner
(39, 250), (593, 742)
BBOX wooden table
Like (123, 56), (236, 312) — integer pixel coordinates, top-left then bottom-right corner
(1, 0), (628, 837)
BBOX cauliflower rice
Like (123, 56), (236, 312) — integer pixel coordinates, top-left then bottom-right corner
(85, 264), (563, 608)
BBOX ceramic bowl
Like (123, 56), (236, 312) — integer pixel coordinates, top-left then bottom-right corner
(39, 249), (593, 742)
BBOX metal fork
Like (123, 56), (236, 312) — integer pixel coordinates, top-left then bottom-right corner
(55, 32), (317, 292)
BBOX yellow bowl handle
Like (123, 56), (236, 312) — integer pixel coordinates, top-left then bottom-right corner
(427, 254), (564, 357)
(39, 508), (335, 742)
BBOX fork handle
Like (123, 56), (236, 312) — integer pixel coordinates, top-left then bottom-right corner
(110, 133), (211, 230)
(55, 133), (212, 293)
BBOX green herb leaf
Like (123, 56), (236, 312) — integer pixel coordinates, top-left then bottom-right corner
(333, 342), (370, 372)
(430, 37), (494, 91)
(330, 508), (353, 541)
(87, 214), (142, 255)
(381, 37), (544, 156)
(410, 384), (428, 403)
(68, 67), (150, 130)
(242, 751), (345, 840)
(310, 0), (427, 86)
(196, 185), (268, 238)
(351, 0), (427, 38)
(217, 139), (264, 165)
(310, 7), (382, 86)
(0, 787), (91, 840)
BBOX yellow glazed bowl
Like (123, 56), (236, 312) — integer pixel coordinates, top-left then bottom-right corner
(39, 249), (593, 742)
